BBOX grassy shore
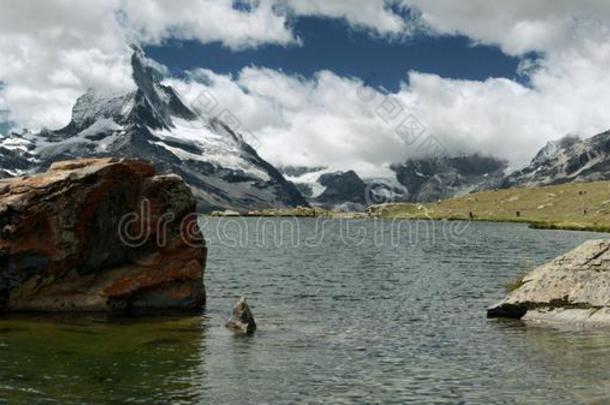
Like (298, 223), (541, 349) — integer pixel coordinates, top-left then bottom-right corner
(209, 181), (610, 233)
(211, 206), (369, 219)
(369, 180), (610, 233)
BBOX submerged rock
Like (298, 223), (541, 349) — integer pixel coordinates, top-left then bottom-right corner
(488, 240), (610, 324)
(0, 158), (206, 312)
(225, 297), (256, 335)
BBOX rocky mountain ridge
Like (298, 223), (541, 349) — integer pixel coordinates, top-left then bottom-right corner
(283, 130), (610, 208)
(390, 154), (508, 202)
(502, 131), (610, 188)
(2, 48), (610, 210)
(0, 48), (307, 213)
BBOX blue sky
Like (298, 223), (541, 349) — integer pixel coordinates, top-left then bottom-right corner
(2, 1), (610, 174)
(146, 16), (526, 92)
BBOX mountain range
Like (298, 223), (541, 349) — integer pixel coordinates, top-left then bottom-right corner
(502, 132), (610, 188)
(1, 49), (610, 212)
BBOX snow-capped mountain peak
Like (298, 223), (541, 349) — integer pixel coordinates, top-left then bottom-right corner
(503, 131), (610, 187)
(0, 48), (307, 212)
(531, 135), (580, 166)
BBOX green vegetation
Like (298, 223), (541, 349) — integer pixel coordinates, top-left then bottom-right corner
(370, 180), (610, 233)
(505, 260), (534, 292)
(209, 181), (610, 233)
(243, 206), (324, 217)
(211, 206), (369, 219)
(505, 276), (527, 293)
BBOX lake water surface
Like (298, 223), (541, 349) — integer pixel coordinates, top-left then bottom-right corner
(1, 219), (610, 404)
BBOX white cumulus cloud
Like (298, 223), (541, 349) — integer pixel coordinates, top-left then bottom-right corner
(2, 0), (610, 178)
(401, 0), (610, 55)
(280, 0), (408, 35)
(121, 0), (296, 49)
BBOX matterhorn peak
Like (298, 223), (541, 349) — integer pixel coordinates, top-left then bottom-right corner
(0, 47), (307, 212)
(127, 45), (196, 130)
(63, 47), (196, 133)
(131, 44), (162, 87)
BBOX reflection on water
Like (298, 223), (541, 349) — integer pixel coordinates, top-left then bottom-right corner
(1, 219), (610, 404)
(0, 315), (208, 404)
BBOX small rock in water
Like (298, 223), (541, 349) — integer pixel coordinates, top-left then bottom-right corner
(225, 297), (256, 335)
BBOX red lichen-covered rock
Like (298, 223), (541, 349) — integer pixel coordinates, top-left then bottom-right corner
(0, 158), (206, 312)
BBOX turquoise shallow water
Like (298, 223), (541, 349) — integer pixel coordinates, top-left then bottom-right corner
(1, 218), (610, 404)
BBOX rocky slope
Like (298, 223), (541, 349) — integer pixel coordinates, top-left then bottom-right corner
(282, 166), (409, 211)
(391, 154), (507, 202)
(503, 131), (610, 188)
(0, 47), (307, 213)
(315, 171), (367, 210)
(0, 132), (38, 178)
(283, 130), (610, 209)
(281, 167), (366, 210)
(285, 130), (610, 209)
(0, 158), (206, 312)
(488, 240), (610, 324)
(280, 166), (329, 201)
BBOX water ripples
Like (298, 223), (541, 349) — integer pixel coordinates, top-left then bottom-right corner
(1, 219), (610, 403)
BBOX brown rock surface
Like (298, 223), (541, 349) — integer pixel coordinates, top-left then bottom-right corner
(488, 240), (610, 324)
(0, 158), (206, 312)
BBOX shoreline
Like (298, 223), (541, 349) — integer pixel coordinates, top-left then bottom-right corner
(209, 211), (610, 233)
(209, 179), (610, 234)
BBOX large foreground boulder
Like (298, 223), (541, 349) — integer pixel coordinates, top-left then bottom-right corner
(488, 240), (610, 324)
(0, 158), (206, 312)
